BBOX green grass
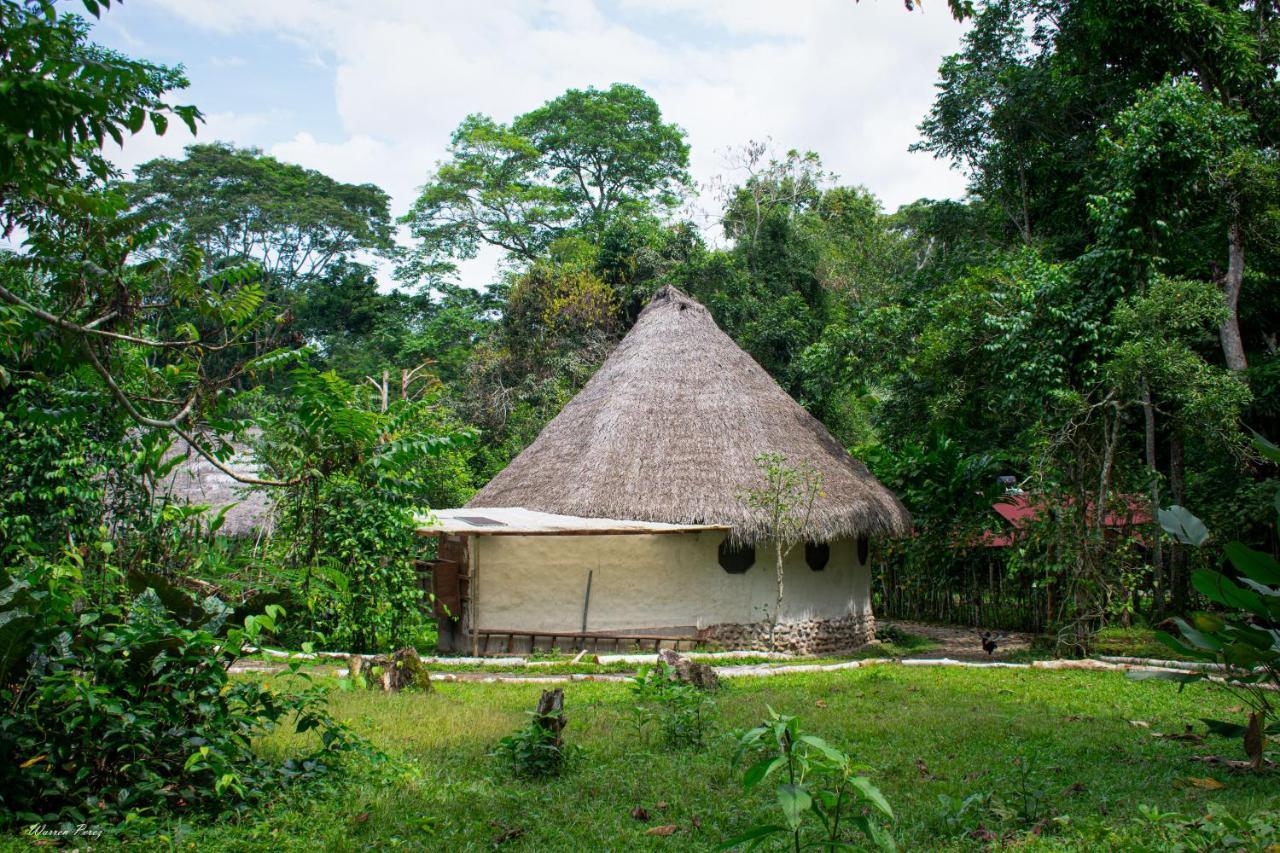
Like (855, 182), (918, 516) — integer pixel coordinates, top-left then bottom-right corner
(1092, 626), (1175, 659)
(48, 664), (1275, 851)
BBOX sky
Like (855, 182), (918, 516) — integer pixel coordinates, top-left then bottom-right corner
(89, 0), (972, 290)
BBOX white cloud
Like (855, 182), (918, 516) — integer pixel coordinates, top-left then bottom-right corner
(127, 0), (969, 289)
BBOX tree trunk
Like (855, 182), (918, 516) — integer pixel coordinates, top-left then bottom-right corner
(771, 541), (784, 651)
(1220, 221), (1248, 372)
(1168, 430), (1188, 613)
(1143, 385), (1164, 614)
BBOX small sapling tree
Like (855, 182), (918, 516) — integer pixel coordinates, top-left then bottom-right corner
(744, 452), (824, 650)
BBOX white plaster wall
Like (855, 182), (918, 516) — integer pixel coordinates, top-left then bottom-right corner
(473, 533), (869, 633)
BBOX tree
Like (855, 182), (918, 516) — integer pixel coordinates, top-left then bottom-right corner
(743, 453), (824, 649)
(0, 0), (199, 233)
(401, 84), (689, 274)
(260, 364), (473, 651)
(0, 2), (291, 492)
(918, 0), (1280, 361)
(516, 84), (691, 236)
(0, 3), (367, 828)
(129, 143), (394, 293)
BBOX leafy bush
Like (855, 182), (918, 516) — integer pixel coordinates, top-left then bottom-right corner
(1130, 434), (1280, 769)
(0, 566), (362, 830)
(1132, 804), (1280, 851)
(493, 718), (575, 780)
(628, 663), (717, 750)
(726, 708), (894, 851)
(262, 365), (473, 652)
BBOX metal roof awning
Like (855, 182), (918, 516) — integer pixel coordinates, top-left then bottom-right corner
(415, 507), (731, 537)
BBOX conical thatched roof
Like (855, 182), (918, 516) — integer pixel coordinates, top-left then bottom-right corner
(468, 286), (911, 543)
(156, 430), (273, 538)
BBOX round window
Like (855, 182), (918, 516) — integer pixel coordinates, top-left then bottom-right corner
(805, 542), (830, 571)
(718, 540), (755, 574)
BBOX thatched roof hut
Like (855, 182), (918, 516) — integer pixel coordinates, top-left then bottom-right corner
(155, 432), (273, 538)
(469, 285), (910, 544)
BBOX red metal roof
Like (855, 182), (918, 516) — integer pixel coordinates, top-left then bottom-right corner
(980, 493), (1152, 548)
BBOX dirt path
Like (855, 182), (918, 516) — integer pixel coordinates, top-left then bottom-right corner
(880, 620), (1036, 661)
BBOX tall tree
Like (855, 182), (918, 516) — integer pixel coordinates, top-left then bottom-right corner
(129, 143), (394, 291)
(514, 83), (691, 236)
(401, 84), (689, 275)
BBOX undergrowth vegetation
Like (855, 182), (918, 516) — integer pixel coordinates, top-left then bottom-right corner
(0, 570), (366, 832)
(75, 665), (1274, 851)
(628, 663), (719, 751)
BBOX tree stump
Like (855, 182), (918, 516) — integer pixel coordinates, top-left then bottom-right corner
(658, 648), (720, 691)
(534, 688), (566, 746)
(348, 647), (432, 692)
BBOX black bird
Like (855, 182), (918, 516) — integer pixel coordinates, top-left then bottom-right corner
(979, 631), (1006, 656)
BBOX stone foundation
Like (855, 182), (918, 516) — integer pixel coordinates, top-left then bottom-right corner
(702, 612), (876, 656)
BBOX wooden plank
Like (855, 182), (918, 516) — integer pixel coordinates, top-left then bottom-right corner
(427, 559), (462, 622)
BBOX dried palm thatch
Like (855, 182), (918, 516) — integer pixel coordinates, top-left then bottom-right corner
(155, 431), (274, 538)
(469, 286), (911, 543)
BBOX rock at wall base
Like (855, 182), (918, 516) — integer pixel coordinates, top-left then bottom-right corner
(702, 613), (875, 656)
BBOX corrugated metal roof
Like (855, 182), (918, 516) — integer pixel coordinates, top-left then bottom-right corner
(415, 507), (730, 537)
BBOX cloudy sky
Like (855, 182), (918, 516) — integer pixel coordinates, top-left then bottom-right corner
(90, 0), (971, 289)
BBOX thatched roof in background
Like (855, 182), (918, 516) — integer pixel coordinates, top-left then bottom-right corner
(468, 286), (911, 543)
(156, 431), (273, 538)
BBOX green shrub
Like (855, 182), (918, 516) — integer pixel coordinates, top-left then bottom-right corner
(261, 366), (474, 653)
(1130, 434), (1280, 769)
(628, 663), (717, 750)
(932, 756), (1069, 841)
(0, 566), (363, 830)
(493, 719), (574, 780)
(1131, 804), (1280, 851)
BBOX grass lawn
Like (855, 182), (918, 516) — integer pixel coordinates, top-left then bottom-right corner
(85, 664), (1275, 851)
(1091, 626), (1178, 660)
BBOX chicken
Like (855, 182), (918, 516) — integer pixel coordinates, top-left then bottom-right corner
(979, 631), (1006, 656)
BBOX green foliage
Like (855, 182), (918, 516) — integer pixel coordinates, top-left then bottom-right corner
(627, 663), (717, 751)
(932, 756), (1068, 841)
(401, 84), (689, 276)
(493, 718), (574, 781)
(262, 365), (473, 652)
(726, 707), (895, 851)
(130, 143), (395, 292)
(743, 453), (824, 549)
(1131, 434), (1280, 768)
(0, 565), (361, 829)
(515, 84), (691, 235)
(1132, 804), (1280, 851)
(1089, 73), (1278, 293)
(0, 0), (198, 221)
